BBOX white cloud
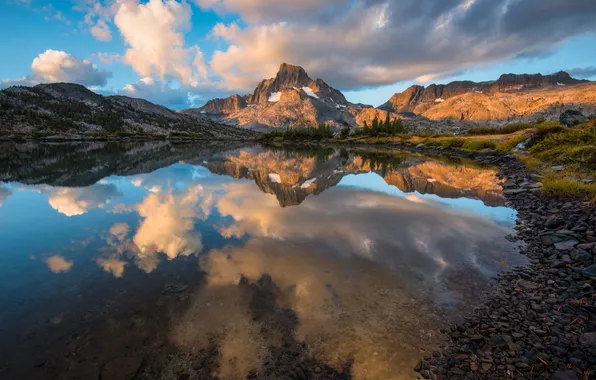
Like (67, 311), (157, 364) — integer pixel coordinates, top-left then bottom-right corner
(1, 50), (112, 88)
(114, 0), (208, 85)
(79, 0), (116, 41)
(90, 19), (112, 41)
(120, 77), (191, 108)
(91, 52), (121, 65)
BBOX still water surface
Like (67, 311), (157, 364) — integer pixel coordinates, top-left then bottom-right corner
(0, 142), (525, 380)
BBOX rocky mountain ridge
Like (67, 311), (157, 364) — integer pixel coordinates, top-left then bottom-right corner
(379, 71), (594, 122)
(189, 65), (595, 131)
(0, 83), (256, 139)
(184, 63), (393, 131)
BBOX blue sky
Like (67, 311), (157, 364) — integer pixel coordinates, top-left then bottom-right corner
(1, 0), (595, 108)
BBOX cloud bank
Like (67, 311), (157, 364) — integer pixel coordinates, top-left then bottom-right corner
(206, 0), (596, 91)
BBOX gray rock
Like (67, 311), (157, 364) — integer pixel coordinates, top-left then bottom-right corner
(545, 215), (562, 228)
(554, 240), (578, 251)
(583, 264), (596, 278)
(551, 369), (578, 380)
(541, 233), (566, 245)
(559, 109), (587, 127)
(101, 357), (143, 380)
(581, 332), (596, 347)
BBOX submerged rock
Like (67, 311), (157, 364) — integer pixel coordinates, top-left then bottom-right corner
(101, 357), (143, 380)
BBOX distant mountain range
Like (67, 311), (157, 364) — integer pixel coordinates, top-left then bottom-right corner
(0, 83), (255, 139)
(188, 64), (596, 130)
(1, 65), (594, 137)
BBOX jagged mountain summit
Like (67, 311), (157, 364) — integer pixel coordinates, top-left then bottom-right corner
(379, 71), (595, 123)
(183, 63), (393, 130)
(0, 83), (256, 139)
(248, 63), (348, 105)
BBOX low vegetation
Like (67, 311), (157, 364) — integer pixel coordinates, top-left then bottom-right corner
(259, 123), (335, 141)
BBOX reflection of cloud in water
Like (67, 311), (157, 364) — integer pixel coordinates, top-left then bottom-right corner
(95, 184), (216, 276)
(96, 257), (127, 278)
(128, 164), (205, 193)
(45, 255), (73, 273)
(172, 183), (523, 380)
(109, 223), (129, 241)
(173, 239), (445, 380)
(133, 186), (208, 260)
(0, 186), (11, 207)
(46, 184), (121, 216)
(172, 284), (266, 380)
(216, 182), (515, 281)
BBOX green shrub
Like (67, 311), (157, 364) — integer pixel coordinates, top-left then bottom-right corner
(441, 137), (465, 148)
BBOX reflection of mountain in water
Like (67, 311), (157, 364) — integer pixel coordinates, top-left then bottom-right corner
(201, 147), (505, 207)
(0, 142), (504, 206)
(0, 141), (248, 187)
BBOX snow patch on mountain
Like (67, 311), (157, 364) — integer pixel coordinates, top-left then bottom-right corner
(268, 92), (281, 102)
(302, 87), (319, 99)
(268, 173), (282, 183)
(300, 178), (317, 189)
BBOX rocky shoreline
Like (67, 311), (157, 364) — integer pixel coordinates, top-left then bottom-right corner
(407, 148), (596, 380)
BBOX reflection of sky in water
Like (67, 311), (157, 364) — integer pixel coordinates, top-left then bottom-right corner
(0, 149), (526, 380)
(339, 172), (516, 224)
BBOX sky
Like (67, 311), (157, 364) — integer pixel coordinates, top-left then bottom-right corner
(1, 0), (596, 109)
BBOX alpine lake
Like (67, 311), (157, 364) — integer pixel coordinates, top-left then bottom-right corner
(0, 141), (526, 380)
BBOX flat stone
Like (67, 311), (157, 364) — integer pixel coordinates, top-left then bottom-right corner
(583, 264), (596, 278)
(541, 233), (566, 245)
(554, 240), (578, 251)
(551, 370), (579, 380)
(101, 357), (143, 380)
(577, 243), (595, 250)
(581, 332), (596, 347)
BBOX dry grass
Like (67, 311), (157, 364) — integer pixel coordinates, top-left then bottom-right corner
(541, 171), (596, 203)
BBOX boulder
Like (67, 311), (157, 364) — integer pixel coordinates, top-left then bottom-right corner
(559, 109), (587, 126)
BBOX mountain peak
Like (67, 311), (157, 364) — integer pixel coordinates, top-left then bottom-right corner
(274, 63), (311, 87)
(247, 63), (348, 105)
(278, 63), (306, 73)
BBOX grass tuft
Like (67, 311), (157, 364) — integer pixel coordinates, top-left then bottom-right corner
(541, 172), (596, 203)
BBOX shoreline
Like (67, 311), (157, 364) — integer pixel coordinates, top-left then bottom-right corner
(406, 148), (596, 379)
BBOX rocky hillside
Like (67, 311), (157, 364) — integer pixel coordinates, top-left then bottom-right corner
(0, 83), (256, 139)
(380, 71), (595, 123)
(183, 63), (395, 130)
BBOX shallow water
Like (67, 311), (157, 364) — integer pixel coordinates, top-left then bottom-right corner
(0, 142), (525, 380)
